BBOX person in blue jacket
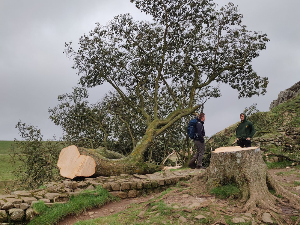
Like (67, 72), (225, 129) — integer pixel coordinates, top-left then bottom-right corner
(188, 112), (206, 169)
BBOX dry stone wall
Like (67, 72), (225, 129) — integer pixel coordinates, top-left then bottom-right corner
(253, 127), (300, 150)
(0, 169), (201, 224)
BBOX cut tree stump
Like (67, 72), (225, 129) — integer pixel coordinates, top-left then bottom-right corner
(204, 146), (300, 216)
(57, 145), (97, 179)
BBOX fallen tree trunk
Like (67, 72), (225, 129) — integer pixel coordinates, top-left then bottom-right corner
(202, 146), (300, 223)
(57, 145), (161, 179)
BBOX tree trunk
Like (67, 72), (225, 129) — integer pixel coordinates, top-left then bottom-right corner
(57, 145), (161, 179)
(205, 146), (300, 214)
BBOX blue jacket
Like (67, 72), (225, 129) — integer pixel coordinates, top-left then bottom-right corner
(195, 119), (205, 143)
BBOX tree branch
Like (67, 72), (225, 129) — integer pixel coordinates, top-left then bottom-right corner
(154, 3), (168, 119)
(118, 115), (136, 148)
(156, 105), (201, 136)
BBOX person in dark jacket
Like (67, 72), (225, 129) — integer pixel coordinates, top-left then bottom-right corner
(236, 113), (256, 147)
(188, 112), (206, 169)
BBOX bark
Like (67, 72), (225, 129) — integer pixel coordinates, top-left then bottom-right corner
(204, 146), (300, 214)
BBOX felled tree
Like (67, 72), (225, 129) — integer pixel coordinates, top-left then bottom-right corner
(62, 0), (269, 175)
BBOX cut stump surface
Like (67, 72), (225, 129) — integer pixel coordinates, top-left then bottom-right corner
(57, 145), (96, 179)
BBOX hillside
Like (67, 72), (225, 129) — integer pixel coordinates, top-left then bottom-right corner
(207, 87), (300, 164)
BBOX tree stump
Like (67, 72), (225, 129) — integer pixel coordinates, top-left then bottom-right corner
(205, 146), (300, 214)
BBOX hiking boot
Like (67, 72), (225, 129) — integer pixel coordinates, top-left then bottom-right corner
(188, 157), (197, 169)
(196, 166), (206, 169)
(188, 161), (196, 169)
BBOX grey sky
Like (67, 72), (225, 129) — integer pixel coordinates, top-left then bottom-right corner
(0, 0), (299, 141)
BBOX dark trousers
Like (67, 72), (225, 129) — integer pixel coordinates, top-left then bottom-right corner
(188, 140), (205, 168)
(237, 139), (251, 148)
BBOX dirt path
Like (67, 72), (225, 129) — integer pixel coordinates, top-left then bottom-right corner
(269, 167), (300, 195)
(57, 194), (158, 225)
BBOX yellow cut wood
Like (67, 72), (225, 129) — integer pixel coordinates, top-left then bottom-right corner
(57, 145), (96, 179)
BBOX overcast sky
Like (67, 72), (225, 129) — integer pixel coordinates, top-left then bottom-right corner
(1, 0), (299, 141)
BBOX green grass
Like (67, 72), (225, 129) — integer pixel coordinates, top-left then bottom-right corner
(291, 216), (299, 223)
(0, 141), (22, 193)
(210, 184), (241, 199)
(0, 140), (67, 154)
(266, 160), (293, 169)
(29, 186), (116, 225)
(269, 189), (283, 198)
(0, 141), (17, 154)
(294, 181), (300, 186)
(0, 154), (21, 181)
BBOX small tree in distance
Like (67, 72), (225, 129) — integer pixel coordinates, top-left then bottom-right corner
(63, 0), (269, 174)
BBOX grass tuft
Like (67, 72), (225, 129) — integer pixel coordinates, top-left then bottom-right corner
(266, 161), (292, 169)
(210, 184), (241, 199)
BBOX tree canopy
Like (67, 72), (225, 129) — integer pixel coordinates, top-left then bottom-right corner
(64, 0), (269, 160)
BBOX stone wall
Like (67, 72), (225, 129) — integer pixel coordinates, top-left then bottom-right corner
(269, 81), (300, 110)
(252, 127), (300, 162)
(0, 169), (201, 224)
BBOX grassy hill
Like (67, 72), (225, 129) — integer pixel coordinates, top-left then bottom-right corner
(206, 92), (300, 165)
(0, 141), (21, 193)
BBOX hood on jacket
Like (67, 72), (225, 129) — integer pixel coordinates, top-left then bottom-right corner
(240, 113), (247, 122)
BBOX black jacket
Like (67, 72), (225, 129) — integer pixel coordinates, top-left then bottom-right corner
(195, 119), (205, 143)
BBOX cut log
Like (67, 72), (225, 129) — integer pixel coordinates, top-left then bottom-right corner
(57, 145), (161, 178)
(57, 145), (97, 179)
(204, 146), (300, 215)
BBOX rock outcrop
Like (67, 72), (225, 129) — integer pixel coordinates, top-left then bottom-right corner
(269, 81), (300, 110)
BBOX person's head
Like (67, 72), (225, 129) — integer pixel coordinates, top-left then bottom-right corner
(198, 112), (205, 121)
(240, 113), (245, 121)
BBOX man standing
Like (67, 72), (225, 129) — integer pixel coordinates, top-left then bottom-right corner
(188, 113), (206, 169)
(236, 113), (256, 147)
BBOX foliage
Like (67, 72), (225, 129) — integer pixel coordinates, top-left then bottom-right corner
(29, 186), (115, 225)
(210, 184), (241, 199)
(49, 88), (200, 165)
(10, 122), (65, 189)
(63, 0), (269, 161)
(49, 87), (146, 156)
(243, 103), (259, 117)
(49, 87), (109, 150)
